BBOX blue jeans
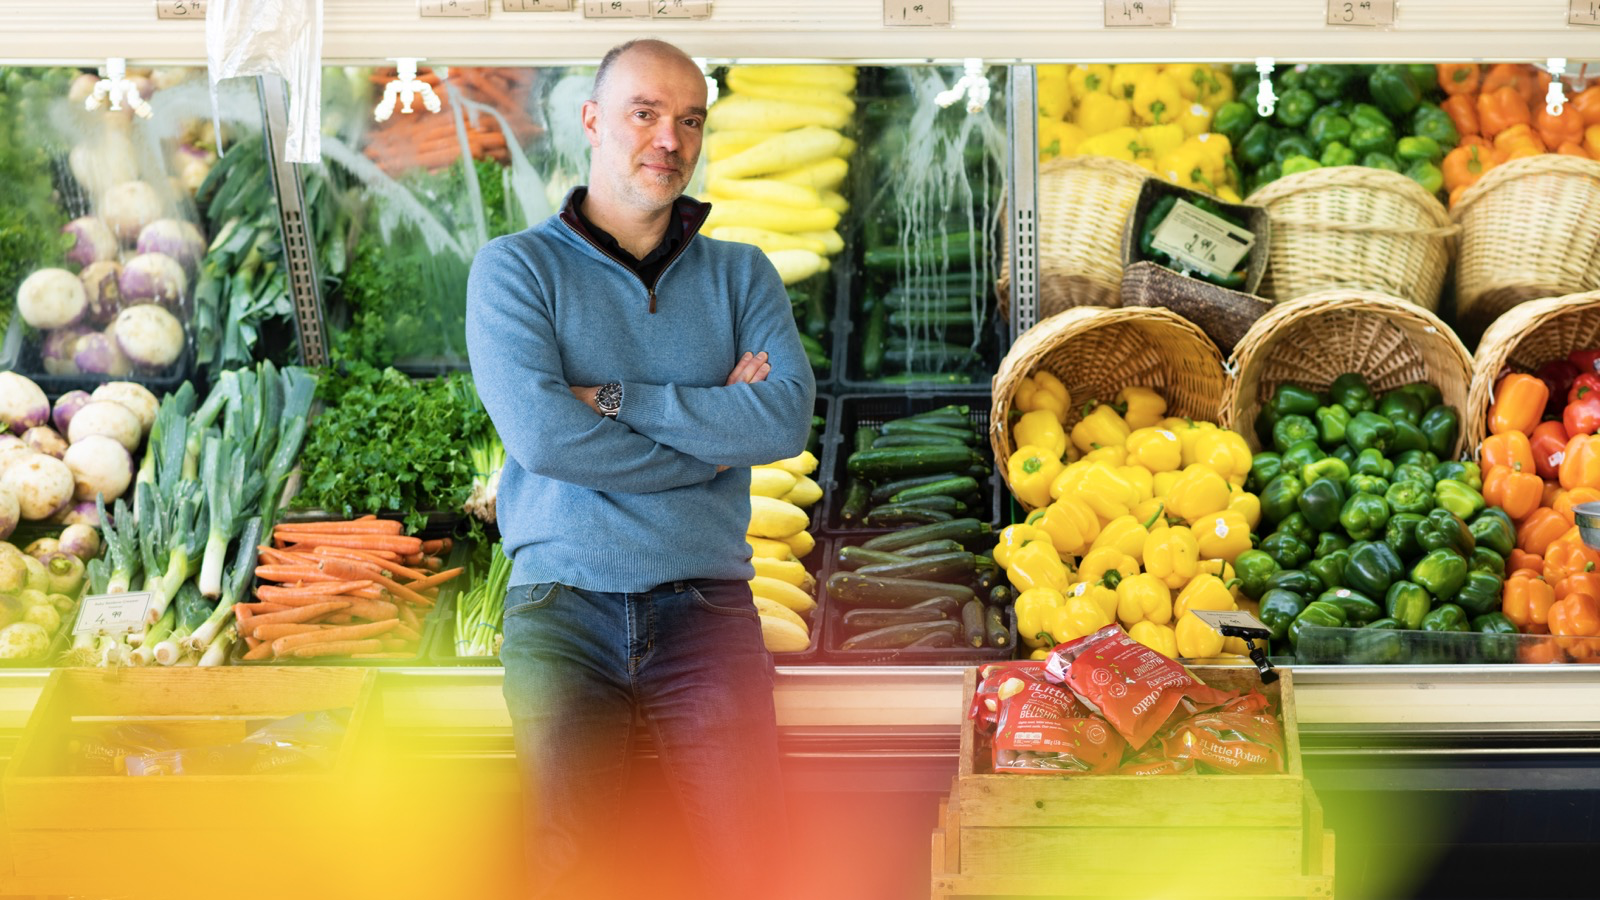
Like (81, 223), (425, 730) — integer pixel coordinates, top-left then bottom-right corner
(501, 578), (790, 900)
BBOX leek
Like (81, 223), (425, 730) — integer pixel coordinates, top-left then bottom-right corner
(260, 367), (316, 532)
(155, 582), (212, 666)
(136, 382), (195, 490)
(187, 516), (261, 653)
(129, 605), (176, 667)
(197, 620), (237, 667)
(140, 479), (207, 626)
(97, 497), (141, 595)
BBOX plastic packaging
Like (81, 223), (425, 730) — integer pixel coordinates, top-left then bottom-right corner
(206, 0), (324, 162)
(1162, 692), (1286, 774)
(990, 672), (1125, 775)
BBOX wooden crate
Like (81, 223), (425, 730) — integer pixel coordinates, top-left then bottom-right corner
(931, 666), (1336, 899)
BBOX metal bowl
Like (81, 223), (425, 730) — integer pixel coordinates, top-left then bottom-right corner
(1574, 501), (1600, 549)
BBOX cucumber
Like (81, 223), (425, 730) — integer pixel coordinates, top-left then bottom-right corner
(912, 595), (964, 618)
(984, 606), (1010, 649)
(836, 545), (910, 571)
(974, 567), (1002, 593)
(848, 446), (980, 481)
(839, 479), (870, 522)
(863, 505), (953, 527)
(862, 518), (990, 552)
(876, 373), (976, 385)
(797, 333), (830, 370)
(893, 495), (969, 514)
(871, 473), (968, 504)
(890, 476), (981, 503)
(961, 599), (986, 648)
(897, 538), (966, 558)
(901, 406), (973, 426)
(988, 585), (1016, 606)
(861, 298), (887, 377)
(888, 309), (976, 330)
(879, 420), (978, 444)
(883, 290), (973, 312)
(827, 572), (978, 608)
(854, 425), (879, 454)
(863, 232), (976, 271)
(841, 619), (962, 651)
(857, 551), (977, 582)
(868, 434), (970, 450)
(906, 629), (957, 649)
(841, 606), (950, 635)
(885, 348), (982, 369)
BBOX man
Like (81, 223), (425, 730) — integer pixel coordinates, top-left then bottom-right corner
(465, 39), (814, 900)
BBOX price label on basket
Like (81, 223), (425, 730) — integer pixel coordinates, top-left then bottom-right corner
(884, 0), (951, 25)
(652, 0), (712, 17)
(504, 0), (572, 9)
(419, 0), (490, 15)
(1572, 0), (1600, 26)
(154, 0), (206, 18)
(1149, 199), (1256, 281)
(585, 0), (650, 15)
(1327, 0), (1394, 26)
(73, 592), (155, 636)
(1104, 0), (1172, 27)
(1190, 609), (1271, 636)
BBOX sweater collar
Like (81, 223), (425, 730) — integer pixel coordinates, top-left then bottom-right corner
(558, 187), (711, 263)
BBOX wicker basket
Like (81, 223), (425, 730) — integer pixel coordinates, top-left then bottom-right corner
(1225, 289), (1473, 457)
(998, 155), (1149, 320)
(1245, 166), (1457, 312)
(1453, 155), (1600, 341)
(991, 307), (1226, 510)
(1465, 290), (1600, 452)
(1121, 261), (1273, 356)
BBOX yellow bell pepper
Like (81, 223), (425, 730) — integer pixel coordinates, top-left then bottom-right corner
(1143, 525), (1200, 590)
(1029, 647), (1052, 660)
(1193, 430), (1253, 482)
(1068, 63), (1113, 99)
(1072, 462), (1139, 521)
(1031, 496), (1100, 557)
(1161, 417), (1210, 465)
(1067, 579), (1121, 621)
(1117, 466), (1155, 503)
(1073, 93), (1132, 134)
(1133, 72), (1185, 126)
(1223, 636), (1266, 656)
(1196, 559), (1237, 587)
(1195, 131), (1232, 164)
(1166, 464), (1233, 524)
(1078, 547), (1140, 589)
(1083, 445), (1129, 467)
(1163, 64), (1205, 102)
(1116, 572), (1173, 628)
(1174, 573), (1238, 619)
(1192, 509), (1252, 564)
(1006, 540), (1071, 594)
(1040, 120), (1087, 160)
(1129, 620), (1180, 659)
(1050, 594), (1113, 644)
(1228, 491), (1262, 531)
(1070, 404), (1131, 453)
(1117, 386), (1168, 430)
(1015, 373), (1070, 425)
(1159, 141), (1219, 193)
(1125, 427), (1183, 473)
(993, 523), (1053, 570)
(1110, 64), (1158, 101)
(1012, 410), (1068, 461)
(1139, 124), (1186, 161)
(1152, 471), (1182, 499)
(1090, 514), (1150, 559)
(1205, 66), (1236, 104)
(1015, 587), (1067, 649)
(1007, 445), (1064, 510)
(1037, 65), (1072, 119)
(1178, 103), (1214, 138)
(1134, 498), (1168, 529)
(1216, 184), (1243, 203)
(1175, 611), (1225, 659)
(1048, 460), (1088, 501)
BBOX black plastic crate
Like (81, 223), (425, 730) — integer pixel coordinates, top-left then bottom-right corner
(834, 277), (1006, 395)
(821, 393), (1003, 537)
(3, 316), (197, 398)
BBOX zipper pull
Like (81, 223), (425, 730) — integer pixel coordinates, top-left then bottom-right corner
(649, 290), (657, 314)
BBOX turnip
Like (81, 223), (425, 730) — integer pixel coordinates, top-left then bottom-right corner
(100, 180), (163, 244)
(79, 260), (123, 325)
(24, 604), (60, 638)
(0, 623), (51, 660)
(91, 382), (159, 436)
(0, 548), (25, 594)
(51, 391), (92, 435)
(41, 551), (85, 596)
(20, 426), (68, 460)
(69, 134), (138, 199)
(40, 327), (88, 376)
(136, 219), (206, 278)
(66, 401), (141, 452)
(0, 373), (50, 435)
(24, 538), (57, 560)
(118, 253), (186, 311)
(62, 217), (119, 269)
(0, 596), (25, 631)
(0, 440), (31, 481)
(63, 435), (133, 502)
(1, 453), (74, 520)
(113, 304), (185, 369)
(73, 332), (133, 377)
(0, 488), (16, 542)
(16, 268), (87, 330)
(58, 502), (101, 527)
(21, 553), (47, 593)
(59, 523), (100, 560)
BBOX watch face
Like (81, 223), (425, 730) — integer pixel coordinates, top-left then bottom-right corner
(597, 382), (622, 414)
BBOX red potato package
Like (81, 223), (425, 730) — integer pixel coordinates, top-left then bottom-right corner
(1116, 746), (1195, 776)
(1044, 625), (1238, 750)
(991, 672), (1126, 774)
(968, 662), (1048, 736)
(1163, 691), (1286, 774)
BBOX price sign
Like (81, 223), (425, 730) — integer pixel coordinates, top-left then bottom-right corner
(73, 592), (155, 636)
(154, 0), (206, 19)
(1327, 0), (1395, 26)
(1572, 0), (1600, 26)
(419, 0), (489, 16)
(1104, 0), (1172, 27)
(884, 0), (951, 25)
(1149, 199), (1256, 281)
(652, 0), (711, 17)
(1190, 609), (1271, 636)
(504, 0), (572, 9)
(584, 0), (650, 16)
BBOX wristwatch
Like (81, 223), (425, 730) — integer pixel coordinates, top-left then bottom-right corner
(596, 382), (623, 418)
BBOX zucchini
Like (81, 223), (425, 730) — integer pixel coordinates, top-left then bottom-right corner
(897, 538), (966, 558)
(841, 619), (962, 651)
(888, 309), (976, 330)
(857, 551), (977, 582)
(863, 232), (976, 271)
(862, 505), (952, 527)
(839, 478), (870, 523)
(853, 425), (879, 454)
(797, 333), (830, 370)
(868, 433), (970, 450)
(862, 518), (990, 552)
(894, 495), (969, 514)
(848, 446), (979, 481)
(961, 599), (986, 648)
(883, 290), (973, 312)
(836, 545), (909, 570)
(876, 372), (976, 385)
(879, 420), (978, 444)
(988, 585), (1016, 606)
(871, 473), (968, 504)
(912, 595), (964, 618)
(884, 349), (982, 369)
(983, 606), (1010, 649)
(903, 404), (971, 422)
(906, 629), (957, 649)
(827, 572), (978, 608)
(890, 476), (981, 503)
(974, 567), (1002, 594)
(841, 606), (950, 635)
(861, 297), (887, 377)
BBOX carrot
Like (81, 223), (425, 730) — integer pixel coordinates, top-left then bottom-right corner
(336, 547), (432, 579)
(351, 652), (417, 659)
(379, 638), (413, 653)
(420, 539), (445, 555)
(404, 554), (427, 567)
(318, 558), (432, 606)
(287, 640), (385, 659)
(252, 623), (328, 641)
(272, 532), (423, 554)
(272, 518), (403, 535)
(258, 547), (320, 567)
(393, 623), (421, 642)
(406, 567), (464, 591)
(421, 556), (444, 571)
(243, 642), (275, 661)
(258, 580), (376, 598)
(244, 636), (262, 650)
(245, 601), (351, 630)
(254, 565), (340, 583)
(398, 603), (421, 631)
(272, 619), (399, 655)
(253, 591), (369, 609)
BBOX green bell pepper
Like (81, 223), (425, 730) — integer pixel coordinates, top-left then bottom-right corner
(1385, 479), (1435, 515)
(1352, 122), (1399, 158)
(1248, 453), (1284, 494)
(1277, 512), (1317, 547)
(1407, 63), (1440, 90)
(1349, 474), (1391, 496)
(1270, 383), (1323, 419)
(1261, 531), (1313, 571)
(1346, 412), (1397, 454)
(1332, 444), (1357, 467)
(1411, 102), (1461, 148)
(1283, 440), (1328, 473)
(1392, 463), (1436, 491)
(1396, 135), (1444, 165)
(1308, 550), (1350, 591)
(1369, 65), (1422, 118)
(1349, 102), (1392, 130)
(1317, 587), (1385, 624)
(1235, 549), (1280, 600)
(1417, 507), (1476, 555)
(1308, 109), (1354, 148)
(1368, 617), (1402, 630)
(1435, 479), (1486, 519)
(1315, 405), (1351, 447)
(1319, 141), (1359, 169)
(1279, 67), (1308, 90)
(1340, 492), (1391, 541)
(1470, 546), (1506, 578)
(1239, 121), (1278, 169)
(1289, 600), (1349, 649)
(1281, 155), (1322, 177)
(1420, 602), (1469, 633)
(1385, 580), (1431, 630)
(1456, 572), (1505, 617)
(1391, 418), (1430, 454)
(1469, 508), (1517, 557)
(1432, 461), (1482, 492)
(1419, 406), (1461, 460)
(1405, 160), (1445, 196)
(1248, 161), (1283, 194)
(1254, 406), (1279, 448)
(1213, 100), (1256, 145)
(1275, 88), (1319, 129)
(1260, 473), (1306, 526)
(1412, 548), (1470, 602)
(1260, 588), (1309, 642)
(1314, 532), (1352, 558)
(1395, 381), (1444, 410)
(1377, 391), (1424, 426)
(1394, 449), (1440, 470)
(1353, 448), (1395, 478)
(1385, 513), (1427, 560)
(1302, 457), (1351, 486)
(1267, 569), (1323, 597)
(1345, 541), (1405, 598)
(1329, 372), (1377, 414)
(1347, 626), (1405, 664)
(1272, 415), (1319, 453)
(1305, 64), (1352, 102)
(1472, 612), (1518, 664)
(1361, 150), (1401, 172)
(1298, 477), (1347, 532)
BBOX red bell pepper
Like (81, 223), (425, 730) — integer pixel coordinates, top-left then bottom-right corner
(1565, 378), (1600, 436)
(1567, 372), (1600, 404)
(1569, 349), (1600, 375)
(1538, 359), (1581, 416)
(1530, 420), (1570, 480)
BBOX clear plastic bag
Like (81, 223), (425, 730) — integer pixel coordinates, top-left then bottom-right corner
(206, 0), (324, 162)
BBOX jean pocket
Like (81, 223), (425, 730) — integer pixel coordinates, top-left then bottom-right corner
(504, 582), (562, 618)
(686, 580), (759, 619)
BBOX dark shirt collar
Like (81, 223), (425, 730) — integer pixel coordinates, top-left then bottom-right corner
(560, 186), (708, 275)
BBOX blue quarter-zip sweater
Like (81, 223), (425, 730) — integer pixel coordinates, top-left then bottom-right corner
(465, 191), (816, 593)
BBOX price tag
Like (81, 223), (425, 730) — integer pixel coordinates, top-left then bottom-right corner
(1149, 199), (1256, 281)
(504, 0), (572, 9)
(1572, 0), (1600, 26)
(652, 0), (711, 17)
(154, 0), (206, 18)
(419, 0), (489, 16)
(585, 0), (649, 15)
(884, 0), (951, 25)
(73, 592), (155, 636)
(1327, 0), (1395, 26)
(1190, 609), (1271, 636)
(1104, 0), (1172, 27)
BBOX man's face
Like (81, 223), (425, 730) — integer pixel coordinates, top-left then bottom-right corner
(583, 50), (708, 213)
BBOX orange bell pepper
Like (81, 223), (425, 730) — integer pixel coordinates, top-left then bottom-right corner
(1554, 486), (1600, 527)
(1546, 481), (1566, 509)
(1502, 570), (1556, 629)
(1493, 123), (1546, 159)
(1481, 63), (1547, 107)
(1548, 592), (1600, 638)
(1441, 93), (1481, 142)
(1480, 430), (1535, 473)
(1488, 373), (1548, 437)
(1530, 420), (1571, 480)
(1508, 548), (1545, 575)
(1477, 85), (1532, 139)
(1557, 142), (1592, 159)
(1560, 434), (1600, 490)
(1556, 572), (1600, 602)
(1436, 63), (1480, 97)
(1536, 103), (1587, 151)
(1459, 134), (1491, 150)
(1484, 464), (1545, 521)
(1442, 144), (1494, 192)
(1543, 527), (1600, 582)
(1587, 124), (1600, 160)
(1518, 507), (1570, 557)
(1573, 84), (1600, 127)
(1519, 639), (1563, 663)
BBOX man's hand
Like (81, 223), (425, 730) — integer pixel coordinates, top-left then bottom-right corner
(726, 351), (771, 386)
(569, 385), (600, 413)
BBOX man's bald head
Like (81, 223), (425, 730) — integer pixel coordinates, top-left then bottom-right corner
(591, 39), (699, 104)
